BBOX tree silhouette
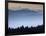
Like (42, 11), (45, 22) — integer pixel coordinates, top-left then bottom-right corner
(8, 24), (44, 34)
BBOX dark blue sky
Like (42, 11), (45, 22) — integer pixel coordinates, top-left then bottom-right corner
(8, 8), (43, 28)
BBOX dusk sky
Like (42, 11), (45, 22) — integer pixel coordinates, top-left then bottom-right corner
(8, 3), (43, 28)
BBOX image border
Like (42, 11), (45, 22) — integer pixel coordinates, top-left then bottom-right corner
(5, 1), (45, 36)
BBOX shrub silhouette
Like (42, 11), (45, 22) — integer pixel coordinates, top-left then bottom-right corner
(8, 24), (44, 34)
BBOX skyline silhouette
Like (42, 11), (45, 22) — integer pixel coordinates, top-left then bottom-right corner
(8, 24), (44, 34)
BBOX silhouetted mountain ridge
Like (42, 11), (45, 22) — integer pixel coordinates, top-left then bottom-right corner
(8, 8), (43, 16)
(8, 9), (39, 13)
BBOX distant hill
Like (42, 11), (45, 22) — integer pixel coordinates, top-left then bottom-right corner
(8, 8), (42, 16)
(8, 9), (36, 12)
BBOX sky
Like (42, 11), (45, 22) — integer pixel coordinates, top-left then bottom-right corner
(8, 3), (43, 29)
